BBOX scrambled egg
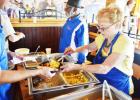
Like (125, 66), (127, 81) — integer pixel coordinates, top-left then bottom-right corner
(49, 59), (60, 68)
(63, 71), (88, 85)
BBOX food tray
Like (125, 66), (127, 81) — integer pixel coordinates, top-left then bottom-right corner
(28, 71), (99, 95)
(36, 53), (75, 63)
(27, 53), (99, 95)
(27, 52), (46, 56)
(24, 60), (39, 69)
(61, 70), (95, 86)
(31, 73), (66, 92)
(25, 53), (76, 70)
(50, 84), (132, 100)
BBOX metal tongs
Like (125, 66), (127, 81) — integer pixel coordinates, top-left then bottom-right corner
(57, 54), (67, 64)
(34, 45), (40, 55)
(50, 54), (76, 73)
(50, 66), (64, 73)
(50, 59), (65, 73)
(50, 55), (67, 73)
(102, 80), (113, 100)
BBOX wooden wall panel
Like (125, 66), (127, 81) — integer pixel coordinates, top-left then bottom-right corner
(9, 27), (61, 53)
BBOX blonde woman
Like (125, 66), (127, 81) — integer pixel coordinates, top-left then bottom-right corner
(61, 6), (134, 95)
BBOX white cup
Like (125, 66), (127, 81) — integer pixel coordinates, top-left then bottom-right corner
(46, 48), (51, 54)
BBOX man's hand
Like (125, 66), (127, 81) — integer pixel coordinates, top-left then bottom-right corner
(16, 32), (25, 39)
(64, 47), (75, 55)
(60, 63), (81, 72)
(38, 67), (57, 78)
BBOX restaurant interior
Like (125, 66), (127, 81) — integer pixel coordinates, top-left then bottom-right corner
(0, 0), (140, 100)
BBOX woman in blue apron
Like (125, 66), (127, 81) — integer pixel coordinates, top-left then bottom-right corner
(61, 6), (134, 95)
(93, 32), (130, 94)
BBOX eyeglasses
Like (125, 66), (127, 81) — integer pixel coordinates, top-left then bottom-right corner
(96, 21), (119, 31)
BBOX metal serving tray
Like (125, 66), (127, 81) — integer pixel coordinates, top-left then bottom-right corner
(50, 84), (132, 100)
(24, 60), (39, 70)
(27, 53), (99, 95)
(28, 71), (99, 95)
(31, 73), (66, 92)
(25, 53), (74, 70)
(27, 52), (46, 56)
(36, 53), (76, 63)
(60, 70), (98, 86)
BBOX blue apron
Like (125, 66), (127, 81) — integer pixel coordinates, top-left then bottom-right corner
(0, 25), (12, 100)
(94, 32), (130, 95)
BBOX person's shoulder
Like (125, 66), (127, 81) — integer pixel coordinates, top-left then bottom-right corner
(77, 16), (88, 28)
(119, 33), (133, 44)
(71, 16), (85, 27)
(115, 33), (134, 49)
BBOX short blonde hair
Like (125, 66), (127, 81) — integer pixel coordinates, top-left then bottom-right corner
(97, 6), (123, 24)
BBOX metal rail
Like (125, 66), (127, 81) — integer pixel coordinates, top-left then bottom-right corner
(19, 9), (66, 22)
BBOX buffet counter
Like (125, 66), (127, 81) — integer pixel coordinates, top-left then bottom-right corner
(15, 53), (99, 100)
(17, 65), (95, 100)
(11, 18), (66, 27)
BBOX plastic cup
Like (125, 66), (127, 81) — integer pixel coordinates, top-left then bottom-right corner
(45, 48), (51, 54)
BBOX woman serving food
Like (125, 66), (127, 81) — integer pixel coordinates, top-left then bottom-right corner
(61, 6), (134, 95)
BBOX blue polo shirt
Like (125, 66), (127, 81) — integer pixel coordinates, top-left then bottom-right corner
(0, 25), (11, 100)
(59, 15), (89, 64)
